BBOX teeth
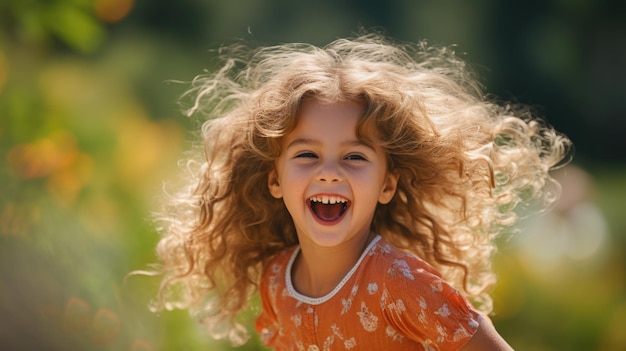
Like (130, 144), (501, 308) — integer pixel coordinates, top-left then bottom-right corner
(310, 195), (347, 204)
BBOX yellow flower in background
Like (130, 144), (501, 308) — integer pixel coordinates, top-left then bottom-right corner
(6, 131), (93, 205)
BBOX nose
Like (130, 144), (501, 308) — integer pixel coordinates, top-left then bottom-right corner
(316, 159), (342, 183)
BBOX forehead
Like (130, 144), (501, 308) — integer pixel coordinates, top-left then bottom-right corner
(292, 99), (369, 138)
(284, 98), (381, 148)
(298, 99), (364, 120)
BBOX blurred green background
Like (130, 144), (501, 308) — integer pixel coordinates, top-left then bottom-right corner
(1, 0), (625, 350)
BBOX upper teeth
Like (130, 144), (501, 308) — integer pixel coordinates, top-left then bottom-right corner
(310, 196), (347, 204)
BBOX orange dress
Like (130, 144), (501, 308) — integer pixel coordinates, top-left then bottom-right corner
(255, 236), (481, 350)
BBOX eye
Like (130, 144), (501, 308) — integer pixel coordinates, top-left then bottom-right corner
(344, 153), (367, 161)
(295, 151), (318, 159)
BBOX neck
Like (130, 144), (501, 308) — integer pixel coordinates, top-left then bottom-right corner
(292, 232), (376, 297)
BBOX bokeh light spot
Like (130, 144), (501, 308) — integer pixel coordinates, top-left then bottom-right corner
(91, 308), (122, 345)
(0, 203), (40, 238)
(94, 0), (134, 23)
(7, 131), (79, 179)
(62, 297), (92, 334)
(131, 338), (156, 351)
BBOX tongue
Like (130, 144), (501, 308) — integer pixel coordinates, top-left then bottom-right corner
(312, 202), (344, 221)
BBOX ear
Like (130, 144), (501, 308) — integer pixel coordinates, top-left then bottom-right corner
(378, 170), (399, 204)
(267, 169), (283, 199)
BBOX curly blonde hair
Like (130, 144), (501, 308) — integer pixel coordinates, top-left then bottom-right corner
(151, 33), (571, 345)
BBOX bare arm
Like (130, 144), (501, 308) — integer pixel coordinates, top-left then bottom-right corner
(460, 315), (514, 351)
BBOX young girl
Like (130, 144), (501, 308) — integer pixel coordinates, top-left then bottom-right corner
(150, 34), (571, 350)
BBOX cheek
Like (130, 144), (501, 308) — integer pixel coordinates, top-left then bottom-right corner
(350, 175), (383, 205)
(280, 168), (309, 195)
(283, 163), (313, 180)
(351, 167), (387, 188)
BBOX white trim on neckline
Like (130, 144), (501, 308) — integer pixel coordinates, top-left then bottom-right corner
(285, 235), (381, 305)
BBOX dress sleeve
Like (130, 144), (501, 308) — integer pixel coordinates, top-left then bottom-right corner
(380, 254), (481, 350)
(254, 263), (280, 347)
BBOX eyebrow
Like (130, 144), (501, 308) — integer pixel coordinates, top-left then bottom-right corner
(286, 138), (376, 151)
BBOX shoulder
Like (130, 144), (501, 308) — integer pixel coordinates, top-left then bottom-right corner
(259, 246), (297, 294)
(363, 238), (460, 306)
(256, 247), (297, 347)
(370, 239), (482, 346)
(370, 239), (462, 303)
(365, 238), (443, 283)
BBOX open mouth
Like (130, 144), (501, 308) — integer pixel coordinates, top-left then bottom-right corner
(309, 195), (350, 221)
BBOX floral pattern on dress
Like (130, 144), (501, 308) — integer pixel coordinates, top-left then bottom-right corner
(255, 236), (481, 350)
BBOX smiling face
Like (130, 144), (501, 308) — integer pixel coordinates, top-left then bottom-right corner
(268, 99), (398, 249)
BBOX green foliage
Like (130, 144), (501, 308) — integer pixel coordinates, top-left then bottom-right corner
(0, 0), (104, 52)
